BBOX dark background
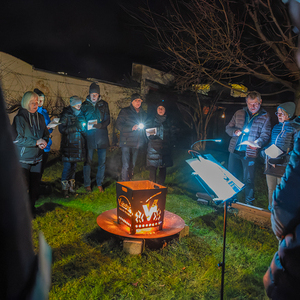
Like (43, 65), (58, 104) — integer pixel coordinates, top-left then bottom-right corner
(0, 0), (165, 83)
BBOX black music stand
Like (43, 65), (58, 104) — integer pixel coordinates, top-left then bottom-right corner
(186, 152), (244, 300)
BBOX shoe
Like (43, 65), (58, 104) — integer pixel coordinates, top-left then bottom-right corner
(69, 179), (76, 194)
(97, 186), (104, 193)
(85, 186), (92, 192)
(61, 180), (69, 198)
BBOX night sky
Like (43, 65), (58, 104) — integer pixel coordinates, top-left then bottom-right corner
(0, 0), (165, 83)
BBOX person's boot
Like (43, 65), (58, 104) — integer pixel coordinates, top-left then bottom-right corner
(61, 180), (69, 198)
(69, 179), (76, 194)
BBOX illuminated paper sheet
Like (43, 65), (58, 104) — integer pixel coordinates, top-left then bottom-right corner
(186, 156), (244, 201)
(265, 144), (283, 159)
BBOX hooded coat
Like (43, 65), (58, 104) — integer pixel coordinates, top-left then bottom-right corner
(58, 106), (86, 162)
(81, 95), (110, 149)
(13, 107), (49, 164)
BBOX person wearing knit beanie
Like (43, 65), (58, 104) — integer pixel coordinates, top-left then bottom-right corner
(263, 100), (300, 211)
(81, 81), (110, 193)
(70, 96), (82, 107)
(277, 102), (296, 119)
(58, 95), (86, 198)
(89, 82), (100, 95)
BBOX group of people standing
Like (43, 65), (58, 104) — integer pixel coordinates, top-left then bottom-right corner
(226, 91), (300, 207)
(12, 82), (174, 214)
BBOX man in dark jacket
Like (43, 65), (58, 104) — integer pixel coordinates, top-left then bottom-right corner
(225, 91), (271, 204)
(81, 82), (110, 192)
(116, 93), (147, 181)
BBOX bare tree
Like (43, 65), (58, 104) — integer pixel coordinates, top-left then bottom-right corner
(139, 0), (298, 93)
(132, 0), (299, 147)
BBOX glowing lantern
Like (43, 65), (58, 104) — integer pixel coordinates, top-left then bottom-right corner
(116, 180), (167, 234)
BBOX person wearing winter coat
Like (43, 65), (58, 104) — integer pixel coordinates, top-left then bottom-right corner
(13, 91), (49, 215)
(81, 82), (110, 193)
(116, 93), (147, 181)
(59, 96), (86, 198)
(34, 88), (53, 175)
(261, 102), (300, 210)
(146, 101), (174, 185)
(263, 130), (300, 299)
(225, 91), (271, 204)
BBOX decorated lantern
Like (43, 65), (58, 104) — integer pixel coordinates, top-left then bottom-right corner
(116, 180), (167, 235)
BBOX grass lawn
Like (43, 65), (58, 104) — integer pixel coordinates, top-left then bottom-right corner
(33, 148), (277, 299)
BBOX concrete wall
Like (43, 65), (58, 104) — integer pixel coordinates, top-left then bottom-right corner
(0, 52), (136, 150)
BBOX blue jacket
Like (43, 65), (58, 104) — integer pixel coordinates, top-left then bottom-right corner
(262, 119), (300, 177)
(37, 106), (52, 152)
(263, 132), (300, 299)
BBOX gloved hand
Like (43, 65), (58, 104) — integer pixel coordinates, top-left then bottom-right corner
(93, 123), (103, 129)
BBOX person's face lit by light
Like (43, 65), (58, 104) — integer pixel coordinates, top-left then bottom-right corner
(73, 103), (82, 110)
(28, 96), (39, 113)
(38, 95), (45, 107)
(276, 108), (289, 123)
(90, 93), (99, 103)
(157, 105), (166, 116)
(246, 97), (261, 115)
(132, 98), (142, 110)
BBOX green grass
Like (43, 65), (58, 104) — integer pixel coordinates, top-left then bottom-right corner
(32, 149), (276, 299)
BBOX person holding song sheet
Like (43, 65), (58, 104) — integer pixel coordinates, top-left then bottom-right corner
(225, 91), (271, 205)
(261, 102), (300, 210)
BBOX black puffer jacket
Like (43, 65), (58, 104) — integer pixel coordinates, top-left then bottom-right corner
(13, 107), (49, 164)
(116, 104), (147, 148)
(58, 106), (86, 162)
(146, 114), (174, 168)
(81, 96), (110, 149)
(263, 132), (300, 299)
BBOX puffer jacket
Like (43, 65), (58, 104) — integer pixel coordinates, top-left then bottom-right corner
(81, 96), (110, 149)
(116, 104), (147, 148)
(262, 119), (300, 177)
(37, 106), (52, 152)
(13, 107), (49, 164)
(146, 114), (174, 168)
(225, 107), (271, 157)
(263, 132), (300, 299)
(58, 106), (86, 162)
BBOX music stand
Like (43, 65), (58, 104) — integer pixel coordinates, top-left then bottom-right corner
(186, 152), (244, 300)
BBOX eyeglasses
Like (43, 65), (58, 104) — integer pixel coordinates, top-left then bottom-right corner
(275, 112), (286, 117)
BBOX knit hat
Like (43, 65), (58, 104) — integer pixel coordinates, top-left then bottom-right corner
(131, 93), (142, 102)
(277, 102), (296, 118)
(89, 82), (100, 94)
(33, 88), (44, 97)
(70, 96), (82, 107)
(21, 91), (37, 110)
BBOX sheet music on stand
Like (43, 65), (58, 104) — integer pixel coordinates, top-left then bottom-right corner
(186, 154), (245, 203)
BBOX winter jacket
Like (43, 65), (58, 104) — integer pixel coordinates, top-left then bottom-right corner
(58, 106), (86, 162)
(116, 104), (147, 148)
(263, 132), (300, 299)
(262, 119), (300, 177)
(81, 96), (110, 149)
(13, 107), (49, 164)
(225, 107), (271, 158)
(37, 106), (52, 152)
(146, 114), (174, 168)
